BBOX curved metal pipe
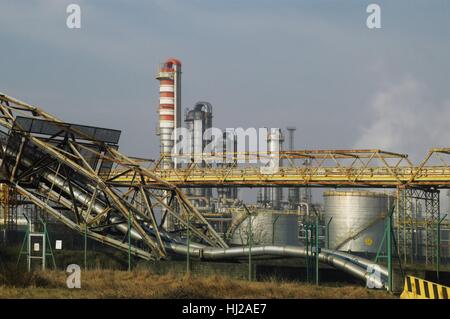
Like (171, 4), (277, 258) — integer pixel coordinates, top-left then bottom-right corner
(109, 216), (177, 244)
(321, 249), (388, 277)
(114, 221), (205, 249)
(60, 188), (387, 288)
(163, 243), (386, 288)
(7, 146), (109, 218)
(112, 222), (386, 288)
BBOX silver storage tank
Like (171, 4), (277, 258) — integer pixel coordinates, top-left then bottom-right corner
(324, 190), (391, 253)
(231, 209), (298, 246)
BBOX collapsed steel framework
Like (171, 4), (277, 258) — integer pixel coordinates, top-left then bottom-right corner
(0, 93), (227, 261)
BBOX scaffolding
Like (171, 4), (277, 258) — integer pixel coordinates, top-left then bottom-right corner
(396, 187), (441, 265)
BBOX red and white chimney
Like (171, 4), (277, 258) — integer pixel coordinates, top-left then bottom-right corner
(156, 58), (181, 168)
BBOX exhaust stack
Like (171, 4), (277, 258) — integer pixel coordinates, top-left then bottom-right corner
(156, 58), (182, 168)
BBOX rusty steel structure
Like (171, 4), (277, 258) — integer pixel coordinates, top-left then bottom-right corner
(0, 93), (227, 260)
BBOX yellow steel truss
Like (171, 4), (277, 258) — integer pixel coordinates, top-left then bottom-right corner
(105, 149), (450, 188)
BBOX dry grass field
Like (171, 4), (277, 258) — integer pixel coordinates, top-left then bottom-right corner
(0, 269), (395, 299)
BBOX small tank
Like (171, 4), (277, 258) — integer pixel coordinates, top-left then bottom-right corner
(323, 190), (393, 254)
(230, 209), (298, 246)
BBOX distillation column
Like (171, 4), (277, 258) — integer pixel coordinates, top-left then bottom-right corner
(258, 128), (284, 209)
(184, 102), (214, 205)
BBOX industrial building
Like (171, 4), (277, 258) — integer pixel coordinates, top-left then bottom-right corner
(0, 58), (450, 292)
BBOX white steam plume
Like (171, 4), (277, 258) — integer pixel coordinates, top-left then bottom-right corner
(354, 76), (450, 163)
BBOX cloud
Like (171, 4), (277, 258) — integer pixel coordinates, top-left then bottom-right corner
(354, 76), (450, 162)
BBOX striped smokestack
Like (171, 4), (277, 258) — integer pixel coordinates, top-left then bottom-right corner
(156, 58), (181, 169)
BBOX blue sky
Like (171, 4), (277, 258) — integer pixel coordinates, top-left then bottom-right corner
(1, 0), (450, 166)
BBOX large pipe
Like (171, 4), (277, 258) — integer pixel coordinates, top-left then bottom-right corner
(37, 171), (185, 244)
(320, 248), (388, 277)
(168, 243), (386, 288)
(114, 222), (387, 288)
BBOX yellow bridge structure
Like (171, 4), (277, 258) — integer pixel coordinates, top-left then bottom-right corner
(105, 149), (450, 189)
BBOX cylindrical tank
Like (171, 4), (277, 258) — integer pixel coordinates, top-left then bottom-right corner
(184, 102), (214, 199)
(323, 190), (392, 254)
(231, 209), (298, 246)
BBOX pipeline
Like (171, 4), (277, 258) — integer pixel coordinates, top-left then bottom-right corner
(169, 244), (386, 288)
(321, 249), (388, 278)
(114, 222), (387, 288)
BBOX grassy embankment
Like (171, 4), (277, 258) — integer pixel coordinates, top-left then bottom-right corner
(0, 268), (394, 299)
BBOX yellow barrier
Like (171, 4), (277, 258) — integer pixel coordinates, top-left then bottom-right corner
(401, 275), (450, 299)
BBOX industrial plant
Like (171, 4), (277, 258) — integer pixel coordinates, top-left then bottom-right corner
(0, 57), (449, 298)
